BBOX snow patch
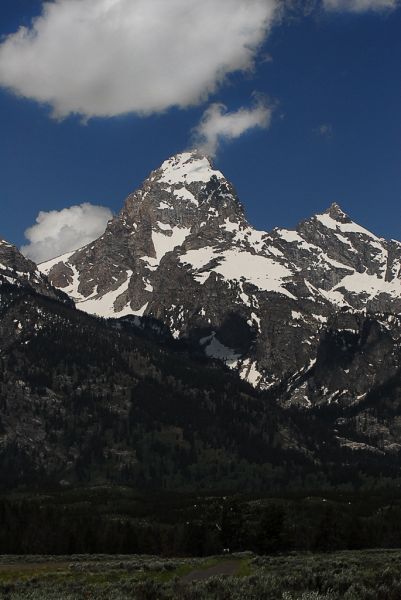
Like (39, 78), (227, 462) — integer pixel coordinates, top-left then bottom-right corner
(240, 359), (264, 387)
(157, 222), (172, 231)
(180, 247), (296, 299)
(77, 271), (133, 318)
(38, 250), (76, 275)
(200, 332), (241, 364)
(334, 270), (401, 300)
(159, 153), (223, 185)
(316, 213), (380, 240)
(173, 186), (198, 205)
(144, 227), (191, 266)
(276, 229), (314, 250)
(222, 218), (240, 233)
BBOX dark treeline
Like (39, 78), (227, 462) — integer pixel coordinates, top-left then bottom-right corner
(0, 287), (308, 492)
(2, 487), (401, 556)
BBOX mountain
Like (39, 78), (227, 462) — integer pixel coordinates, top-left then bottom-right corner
(39, 150), (245, 318)
(0, 168), (401, 488)
(39, 151), (401, 402)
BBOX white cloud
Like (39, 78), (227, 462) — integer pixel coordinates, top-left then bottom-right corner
(323, 0), (398, 12)
(193, 99), (273, 157)
(0, 0), (278, 120)
(21, 203), (112, 263)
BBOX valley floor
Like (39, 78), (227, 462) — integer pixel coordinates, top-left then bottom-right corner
(0, 549), (400, 599)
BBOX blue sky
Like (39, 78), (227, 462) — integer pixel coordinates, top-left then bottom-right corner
(0, 0), (400, 260)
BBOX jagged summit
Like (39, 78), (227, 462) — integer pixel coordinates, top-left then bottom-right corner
(120, 149), (241, 218)
(158, 150), (222, 185)
(324, 202), (350, 222)
(40, 151), (246, 319)
(306, 202), (379, 242)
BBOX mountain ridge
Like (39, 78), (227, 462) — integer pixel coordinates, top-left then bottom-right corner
(0, 237), (73, 306)
(37, 151), (401, 398)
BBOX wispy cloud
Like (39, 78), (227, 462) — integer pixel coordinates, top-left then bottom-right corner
(192, 98), (273, 157)
(21, 203), (112, 263)
(314, 123), (333, 138)
(0, 0), (278, 120)
(282, 0), (399, 14)
(323, 0), (399, 12)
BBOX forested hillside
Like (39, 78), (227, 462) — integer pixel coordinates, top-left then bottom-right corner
(0, 282), (311, 491)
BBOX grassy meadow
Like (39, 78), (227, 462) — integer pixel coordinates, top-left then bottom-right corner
(0, 549), (401, 599)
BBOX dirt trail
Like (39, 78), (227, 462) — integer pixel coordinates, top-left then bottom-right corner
(181, 559), (241, 583)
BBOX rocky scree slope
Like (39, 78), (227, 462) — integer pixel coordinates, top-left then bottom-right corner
(40, 152), (401, 405)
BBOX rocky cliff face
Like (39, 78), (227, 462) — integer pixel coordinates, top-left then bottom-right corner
(39, 151), (401, 400)
(0, 238), (72, 305)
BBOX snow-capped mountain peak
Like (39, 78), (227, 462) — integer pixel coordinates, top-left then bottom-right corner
(39, 152), (244, 317)
(312, 203), (380, 241)
(39, 153), (401, 395)
(158, 150), (224, 186)
(324, 202), (350, 222)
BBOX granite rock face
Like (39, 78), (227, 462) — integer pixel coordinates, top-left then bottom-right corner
(39, 151), (401, 401)
(0, 238), (72, 305)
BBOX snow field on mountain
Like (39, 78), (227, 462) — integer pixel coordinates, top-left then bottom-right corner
(77, 270), (134, 318)
(148, 226), (191, 265)
(179, 246), (296, 298)
(159, 152), (224, 184)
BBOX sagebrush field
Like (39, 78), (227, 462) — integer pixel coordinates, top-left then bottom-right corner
(1, 549), (401, 599)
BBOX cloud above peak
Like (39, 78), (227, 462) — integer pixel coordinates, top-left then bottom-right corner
(323, 0), (399, 12)
(21, 203), (112, 263)
(0, 0), (278, 120)
(193, 99), (273, 157)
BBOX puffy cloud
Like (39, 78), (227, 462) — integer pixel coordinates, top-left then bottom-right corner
(323, 0), (399, 12)
(21, 203), (112, 263)
(193, 99), (273, 157)
(0, 0), (278, 120)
